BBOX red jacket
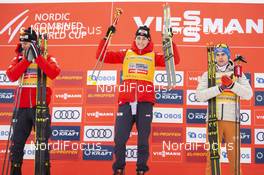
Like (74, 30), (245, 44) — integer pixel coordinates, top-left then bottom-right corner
(6, 44), (61, 108)
(96, 39), (180, 104)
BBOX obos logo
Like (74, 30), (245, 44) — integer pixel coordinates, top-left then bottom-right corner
(255, 91), (264, 106)
(154, 71), (184, 87)
(52, 107), (82, 123)
(0, 89), (15, 103)
(126, 145), (137, 162)
(83, 145), (113, 161)
(186, 127), (206, 143)
(87, 70), (117, 85)
(255, 129), (264, 145)
(23, 144), (35, 160)
(186, 90), (207, 106)
(220, 147), (251, 163)
(0, 125), (10, 140)
(153, 107), (183, 124)
(0, 71), (18, 86)
(83, 126), (114, 142)
(51, 126), (80, 141)
(254, 73), (264, 88)
(220, 147), (228, 163)
(240, 128), (251, 144)
(255, 148), (264, 164)
(155, 89), (183, 104)
(240, 109), (251, 126)
(186, 108), (206, 124)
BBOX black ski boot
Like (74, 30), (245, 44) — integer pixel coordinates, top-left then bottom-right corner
(113, 169), (124, 175)
(10, 163), (22, 175)
(45, 161), (50, 175)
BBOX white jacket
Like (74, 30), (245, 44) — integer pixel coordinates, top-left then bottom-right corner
(196, 61), (253, 121)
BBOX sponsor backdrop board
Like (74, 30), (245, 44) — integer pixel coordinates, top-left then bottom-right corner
(0, 1), (263, 175)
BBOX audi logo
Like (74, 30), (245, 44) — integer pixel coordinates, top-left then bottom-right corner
(256, 132), (264, 142)
(85, 129), (112, 139)
(54, 110), (80, 119)
(240, 112), (250, 122)
(155, 73), (182, 83)
(256, 152), (263, 159)
(126, 148), (137, 158)
(256, 77), (264, 84)
(0, 74), (9, 83)
(256, 95), (263, 102)
(188, 93), (198, 102)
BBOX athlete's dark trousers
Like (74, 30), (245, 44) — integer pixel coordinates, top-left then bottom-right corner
(112, 102), (153, 173)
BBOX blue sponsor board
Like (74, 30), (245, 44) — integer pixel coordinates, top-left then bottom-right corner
(51, 126), (80, 141)
(186, 108), (206, 124)
(240, 128), (251, 144)
(255, 148), (264, 164)
(155, 89), (183, 104)
(0, 89), (14, 103)
(255, 91), (264, 106)
(83, 145), (113, 161)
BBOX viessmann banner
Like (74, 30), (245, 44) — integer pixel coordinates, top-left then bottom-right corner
(0, 2), (263, 175)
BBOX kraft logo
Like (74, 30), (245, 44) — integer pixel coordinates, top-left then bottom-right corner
(52, 107), (82, 123)
(0, 125), (10, 140)
(154, 71), (184, 87)
(255, 73), (264, 88)
(87, 70), (117, 85)
(186, 90), (207, 106)
(126, 145), (137, 162)
(0, 10), (29, 43)
(83, 145), (113, 161)
(186, 108), (206, 124)
(155, 89), (183, 104)
(240, 128), (251, 144)
(255, 148), (264, 164)
(153, 107), (183, 124)
(186, 127), (206, 143)
(240, 109), (251, 125)
(83, 126), (114, 142)
(255, 91), (264, 106)
(51, 126), (80, 141)
(0, 89), (15, 103)
(255, 129), (264, 145)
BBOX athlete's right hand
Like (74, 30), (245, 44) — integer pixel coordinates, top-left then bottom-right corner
(105, 25), (116, 38)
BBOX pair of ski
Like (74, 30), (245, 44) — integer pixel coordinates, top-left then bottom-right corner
(207, 45), (221, 175)
(35, 32), (50, 175)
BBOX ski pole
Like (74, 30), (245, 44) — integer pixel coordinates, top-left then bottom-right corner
(90, 8), (123, 82)
(2, 73), (24, 175)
